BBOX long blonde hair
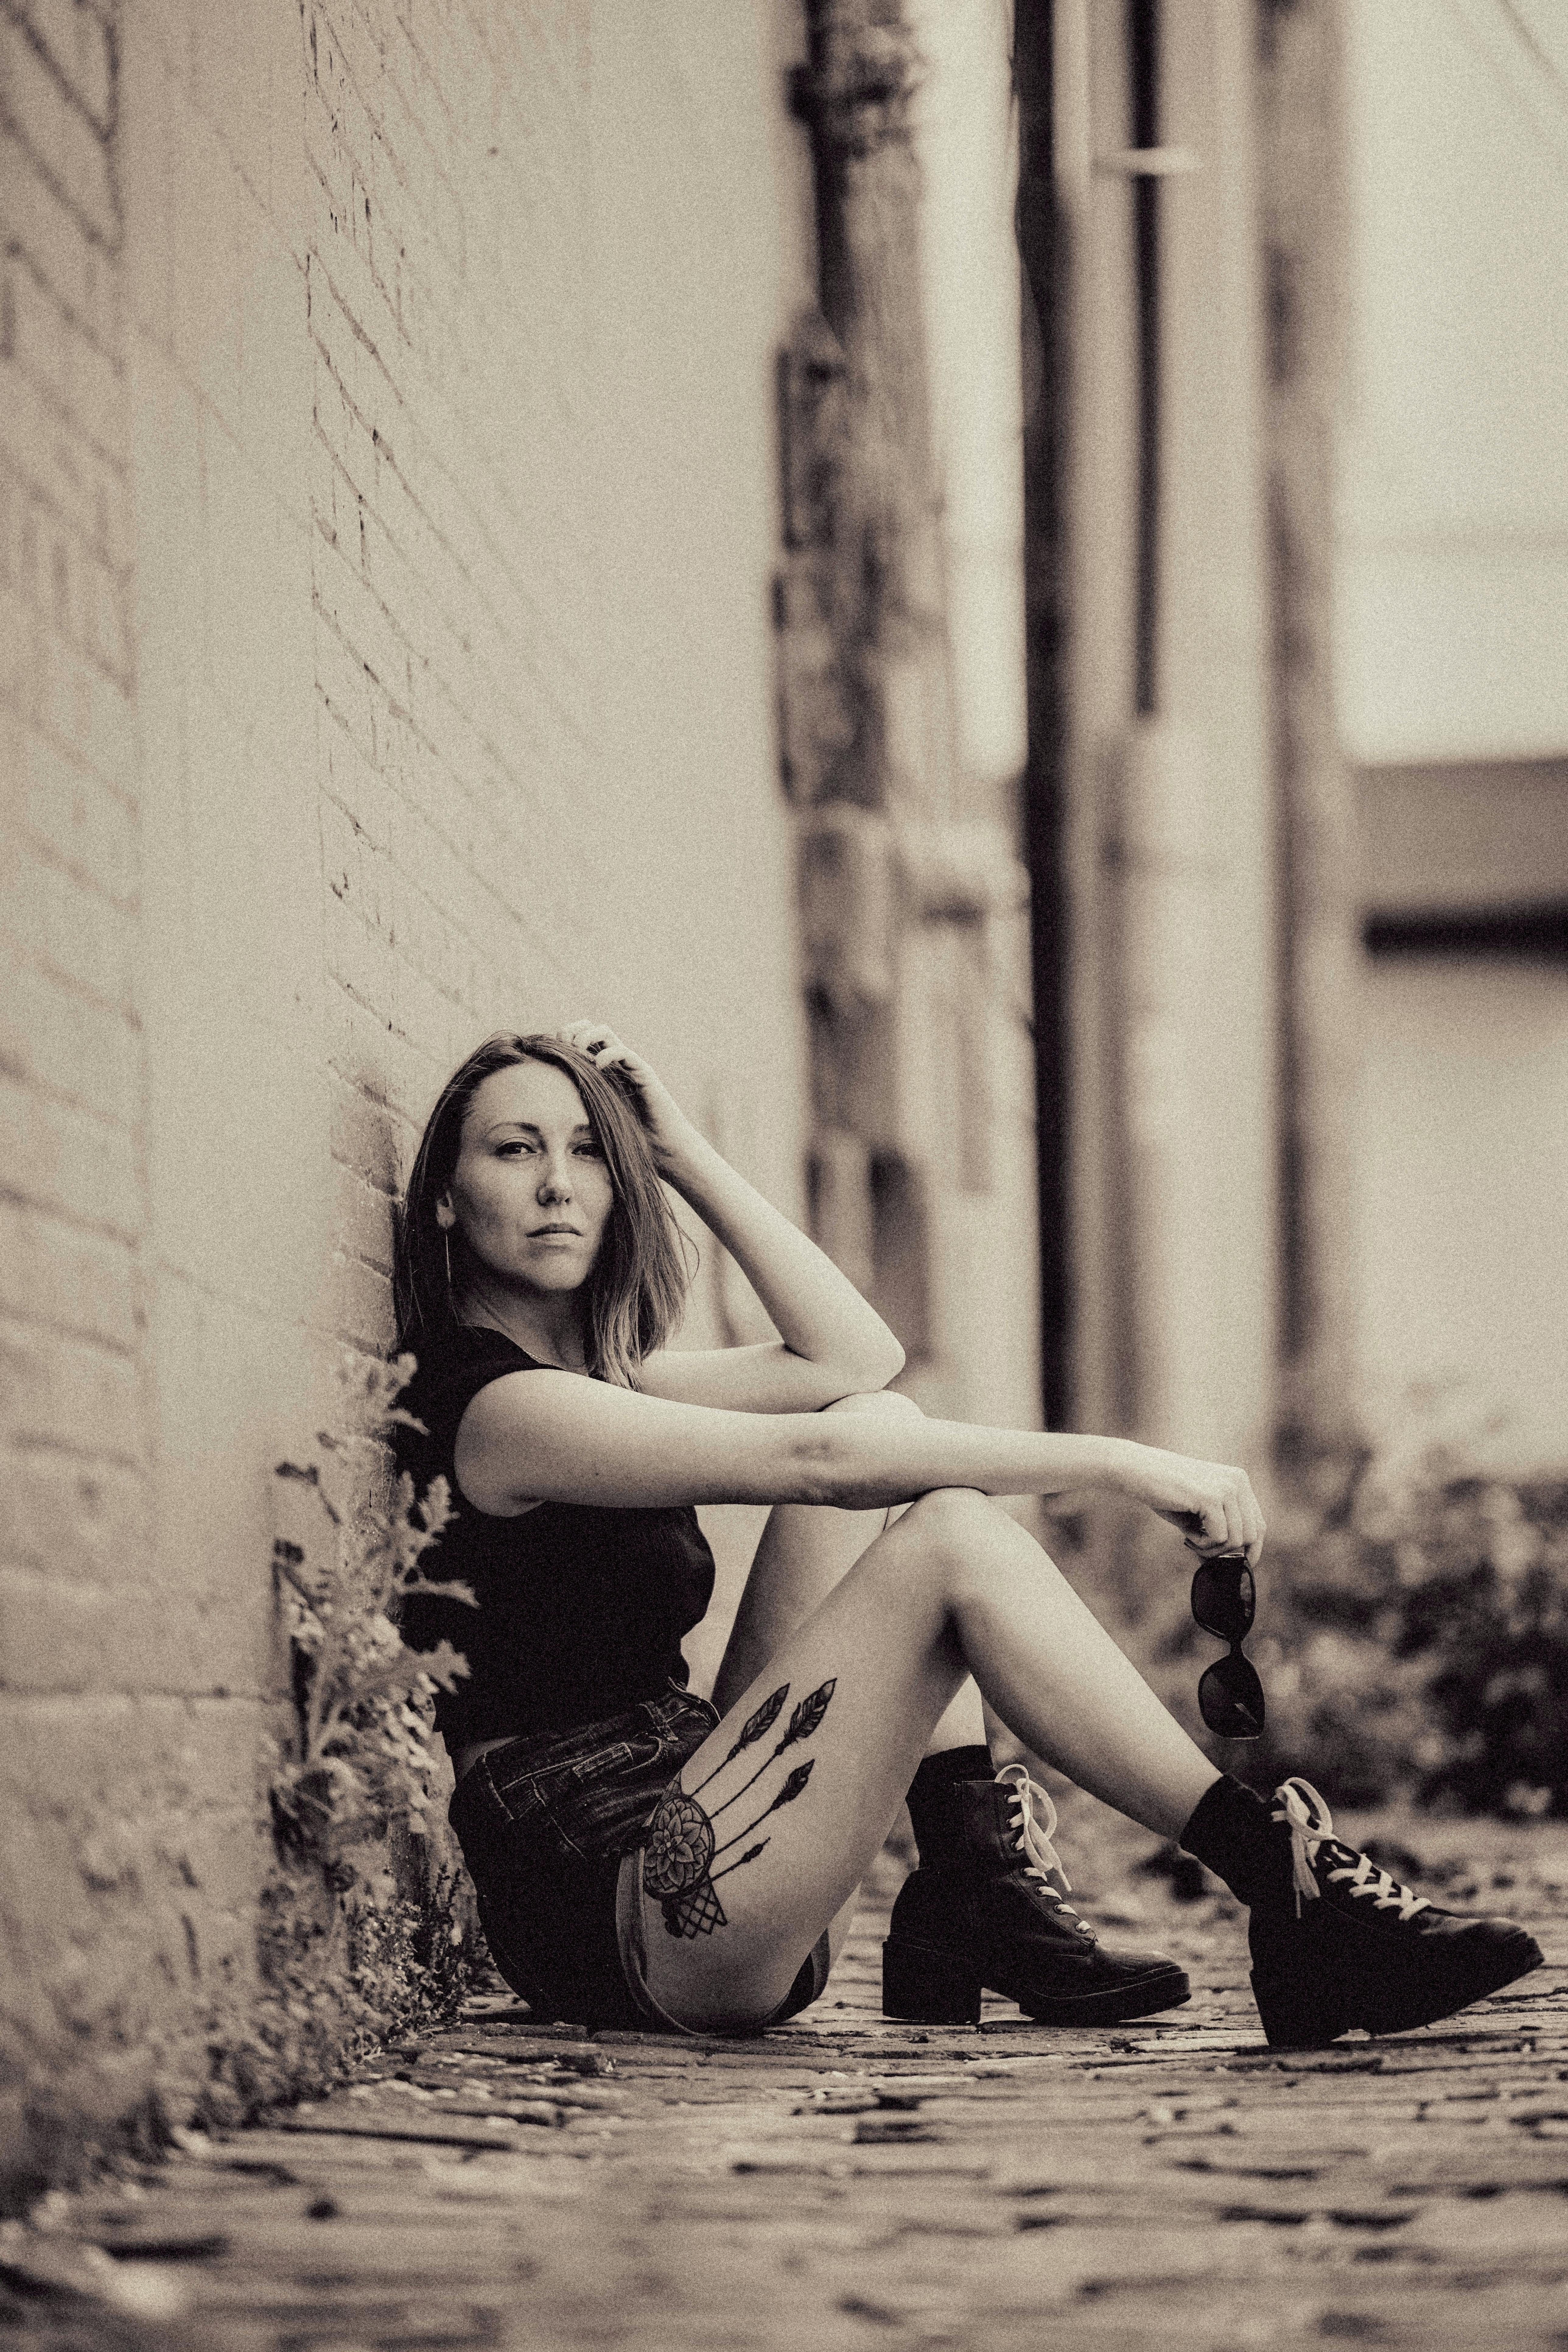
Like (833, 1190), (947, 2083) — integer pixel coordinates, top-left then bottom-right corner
(394, 1033), (689, 1385)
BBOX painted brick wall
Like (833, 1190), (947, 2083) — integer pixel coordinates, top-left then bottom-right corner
(2, 0), (815, 2182)
(0, 0), (173, 2179)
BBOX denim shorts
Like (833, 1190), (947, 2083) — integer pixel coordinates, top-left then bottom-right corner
(447, 1683), (830, 2035)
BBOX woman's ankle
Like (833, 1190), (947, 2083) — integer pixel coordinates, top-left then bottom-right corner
(1179, 1773), (1280, 1908)
(906, 1745), (994, 1863)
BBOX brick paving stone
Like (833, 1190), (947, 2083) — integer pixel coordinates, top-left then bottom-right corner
(4, 1812), (1567, 2350)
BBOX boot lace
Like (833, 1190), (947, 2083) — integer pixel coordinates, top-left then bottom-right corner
(1272, 1777), (1431, 1923)
(995, 1764), (1095, 1937)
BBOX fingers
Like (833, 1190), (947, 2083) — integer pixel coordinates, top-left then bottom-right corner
(1179, 1467), (1265, 1566)
(561, 1020), (635, 1073)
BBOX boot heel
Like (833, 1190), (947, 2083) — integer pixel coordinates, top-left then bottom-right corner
(1250, 1963), (1348, 2050)
(883, 1935), (983, 2026)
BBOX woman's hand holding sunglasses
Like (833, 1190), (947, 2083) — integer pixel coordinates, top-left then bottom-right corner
(1118, 1444), (1267, 1567)
(1111, 1447), (1267, 1729)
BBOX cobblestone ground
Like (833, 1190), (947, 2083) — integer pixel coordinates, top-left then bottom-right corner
(6, 1802), (1568, 2351)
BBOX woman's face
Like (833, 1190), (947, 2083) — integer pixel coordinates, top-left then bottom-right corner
(439, 1059), (615, 1301)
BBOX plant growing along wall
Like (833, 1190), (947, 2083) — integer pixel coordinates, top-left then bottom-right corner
(204, 1359), (479, 2121)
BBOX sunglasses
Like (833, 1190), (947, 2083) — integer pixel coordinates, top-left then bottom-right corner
(1191, 1557), (1265, 1739)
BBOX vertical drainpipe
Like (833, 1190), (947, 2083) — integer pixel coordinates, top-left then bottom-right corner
(1035, 1), (1275, 1464)
(1129, 0), (1161, 723)
(1256, 0), (1359, 1465)
(1102, 3), (1212, 1453)
(1013, 0), (1075, 1433)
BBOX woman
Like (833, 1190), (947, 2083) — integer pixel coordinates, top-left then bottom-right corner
(394, 1026), (1542, 2046)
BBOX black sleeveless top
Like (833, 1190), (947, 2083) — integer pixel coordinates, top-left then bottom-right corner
(394, 1325), (716, 1746)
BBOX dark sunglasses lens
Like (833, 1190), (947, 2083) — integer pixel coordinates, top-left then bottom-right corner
(1199, 1654), (1265, 1739)
(1192, 1559), (1255, 1641)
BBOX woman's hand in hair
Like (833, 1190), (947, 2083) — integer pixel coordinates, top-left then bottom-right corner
(558, 1021), (695, 1172)
(562, 1020), (905, 1399)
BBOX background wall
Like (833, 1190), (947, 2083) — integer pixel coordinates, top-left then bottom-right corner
(1334, 0), (1568, 768)
(1049, 0), (1276, 1472)
(1335, 0), (1568, 1466)
(2, 0), (817, 2178)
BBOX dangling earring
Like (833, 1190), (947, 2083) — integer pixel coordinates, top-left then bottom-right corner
(443, 1229), (454, 1293)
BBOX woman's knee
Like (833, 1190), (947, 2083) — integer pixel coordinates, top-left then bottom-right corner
(880, 1486), (1067, 1605)
(861, 1484), (1001, 1591)
(821, 1387), (925, 1424)
(899, 1484), (998, 1548)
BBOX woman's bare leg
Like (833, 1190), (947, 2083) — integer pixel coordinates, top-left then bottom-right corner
(711, 1391), (986, 1757)
(640, 1486), (1218, 2030)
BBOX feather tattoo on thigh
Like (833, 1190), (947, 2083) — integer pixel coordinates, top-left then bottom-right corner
(641, 1679), (837, 1938)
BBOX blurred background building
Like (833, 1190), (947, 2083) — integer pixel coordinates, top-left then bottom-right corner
(1, 0), (1562, 2183)
(1338, 0), (1568, 1467)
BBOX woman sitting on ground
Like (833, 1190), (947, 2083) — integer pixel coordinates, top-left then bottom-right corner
(393, 1026), (1542, 2045)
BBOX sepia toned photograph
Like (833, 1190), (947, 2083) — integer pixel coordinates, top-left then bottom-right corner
(1, 0), (1565, 2344)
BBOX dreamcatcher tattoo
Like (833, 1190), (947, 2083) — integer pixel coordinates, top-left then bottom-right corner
(640, 1678), (836, 1938)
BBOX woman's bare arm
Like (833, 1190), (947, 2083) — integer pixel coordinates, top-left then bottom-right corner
(637, 1125), (904, 1405)
(637, 1336), (896, 1416)
(453, 1371), (1266, 1562)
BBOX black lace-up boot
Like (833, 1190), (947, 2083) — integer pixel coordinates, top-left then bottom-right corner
(882, 1759), (1192, 2027)
(1182, 1773), (1545, 2048)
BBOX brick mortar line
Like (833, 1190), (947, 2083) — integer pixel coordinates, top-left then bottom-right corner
(309, 397), (593, 720)
(3, 694), (140, 816)
(308, 144), (578, 395)
(7, 816), (139, 916)
(385, 0), (458, 120)
(0, 1369), (145, 1430)
(311, 3), (457, 203)
(0, 0), (115, 142)
(4, 227), (128, 380)
(0, 1181), (138, 1253)
(0, 94), (117, 259)
(0, 602), (135, 705)
(0, 432), (130, 584)
(0, 1687), (271, 1716)
(310, 590), (569, 856)
(160, 61), (304, 277)
(304, 257), (596, 697)
(324, 943), (467, 1038)
(310, 499), (576, 755)
(27, 621), (131, 700)
(309, 12), (462, 264)
(328, 1147), (402, 1200)
(316, 754), (558, 993)
(0, 1559), (159, 1598)
(326, 1058), (421, 1130)
(321, 875), (534, 1023)
(312, 462), (592, 772)
(457, 0), (580, 121)
(304, 330), (590, 713)
(0, 1423), (146, 1476)
(311, 615), (579, 891)
(333, 1244), (392, 1288)
(0, 916), (139, 1022)
(133, 1251), (403, 1361)
(0, 1291), (139, 1360)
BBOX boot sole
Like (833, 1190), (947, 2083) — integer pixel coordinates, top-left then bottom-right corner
(1253, 1929), (1545, 2049)
(883, 1934), (1191, 2028)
